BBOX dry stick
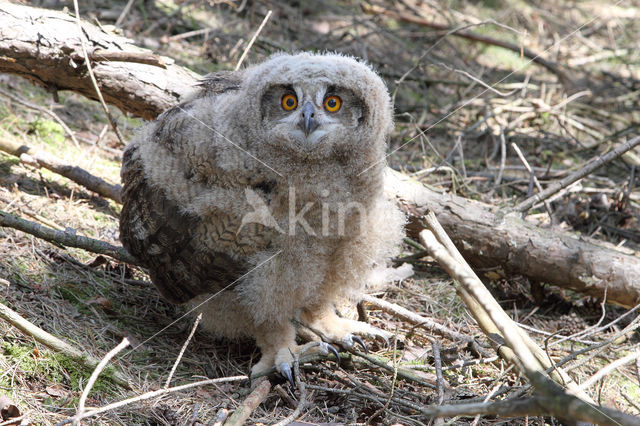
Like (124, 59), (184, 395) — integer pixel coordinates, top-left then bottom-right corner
(165, 313), (202, 388)
(273, 360), (307, 426)
(360, 294), (485, 355)
(0, 210), (138, 265)
(0, 301), (131, 388)
(0, 88), (80, 148)
(0, 134), (122, 203)
(422, 211), (588, 399)
(515, 135), (640, 212)
(511, 142), (553, 220)
(223, 379), (271, 426)
(212, 408), (230, 425)
(115, 0), (136, 27)
(72, 0), (125, 146)
(577, 350), (640, 392)
(76, 50), (166, 68)
(419, 225), (638, 424)
(74, 338), (131, 425)
(471, 382), (506, 426)
(234, 10), (273, 71)
(432, 340), (445, 405)
(54, 375), (248, 425)
(348, 348), (436, 389)
(402, 356), (500, 371)
(0, 416), (24, 426)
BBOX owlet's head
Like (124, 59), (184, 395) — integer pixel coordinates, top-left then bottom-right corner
(240, 52), (394, 163)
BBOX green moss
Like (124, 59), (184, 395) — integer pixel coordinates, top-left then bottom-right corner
(30, 118), (65, 148)
(56, 354), (117, 394)
(0, 153), (19, 176)
(1, 340), (117, 396)
(2, 341), (64, 385)
(482, 46), (528, 70)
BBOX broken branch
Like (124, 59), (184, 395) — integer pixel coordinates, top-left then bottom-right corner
(0, 134), (122, 203)
(0, 210), (138, 265)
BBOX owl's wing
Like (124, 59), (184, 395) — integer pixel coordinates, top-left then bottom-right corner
(198, 71), (243, 96)
(120, 144), (247, 304)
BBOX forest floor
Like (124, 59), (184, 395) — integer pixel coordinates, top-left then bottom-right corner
(1, 0), (639, 424)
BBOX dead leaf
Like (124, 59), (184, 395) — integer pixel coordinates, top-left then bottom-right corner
(401, 343), (429, 363)
(87, 297), (113, 309)
(45, 385), (70, 399)
(0, 395), (20, 420)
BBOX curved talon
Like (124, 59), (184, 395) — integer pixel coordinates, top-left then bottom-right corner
(327, 343), (340, 365)
(378, 334), (390, 348)
(352, 335), (368, 353)
(280, 362), (295, 387)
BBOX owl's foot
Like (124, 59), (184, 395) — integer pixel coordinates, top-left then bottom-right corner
(274, 341), (339, 386)
(250, 335), (339, 386)
(301, 308), (391, 353)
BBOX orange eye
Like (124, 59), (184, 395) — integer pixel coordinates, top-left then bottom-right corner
(324, 96), (341, 112)
(281, 94), (297, 111)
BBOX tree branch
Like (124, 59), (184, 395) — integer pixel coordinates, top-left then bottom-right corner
(0, 134), (122, 203)
(0, 210), (138, 265)
(515, 135), (640, 212)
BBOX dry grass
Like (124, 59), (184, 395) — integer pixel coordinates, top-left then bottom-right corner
(1, 0), (639, 424)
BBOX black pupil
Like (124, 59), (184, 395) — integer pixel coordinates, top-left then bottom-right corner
(327, 98), (336, 108)
(286, 97), (295, 107)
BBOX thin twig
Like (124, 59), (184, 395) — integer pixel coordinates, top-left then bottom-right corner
(234, 10), (272, 71)
(72, 0), (125, 145)
(361, 294), (485, 355)
(515, 135), (640, 212)
(349, 348), (436, 389)
(493, 129), (507, 190)
(432, 340), (445, 405)
(165, 313), (202, 388)
(74, 338), (131, 425)
(115, 0), (136, 27)
(577, 350), (640, 392)
(511, 142), (554, 220)
(55, 375), (247, 425)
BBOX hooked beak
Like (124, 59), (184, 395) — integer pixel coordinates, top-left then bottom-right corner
(299, 102), (319, 136)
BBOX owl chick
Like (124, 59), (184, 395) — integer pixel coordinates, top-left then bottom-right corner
(119, 52), (407, 381)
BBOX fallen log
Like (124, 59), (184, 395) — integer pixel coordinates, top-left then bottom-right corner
(0, 2), (198, 120)
(1, 2), (638, 307)
(386, 170), (640, 308)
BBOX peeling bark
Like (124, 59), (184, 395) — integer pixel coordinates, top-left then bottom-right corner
(0, 2), (198, 120)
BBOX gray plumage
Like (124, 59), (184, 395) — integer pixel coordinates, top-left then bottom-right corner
(120, 52), (407, 378)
